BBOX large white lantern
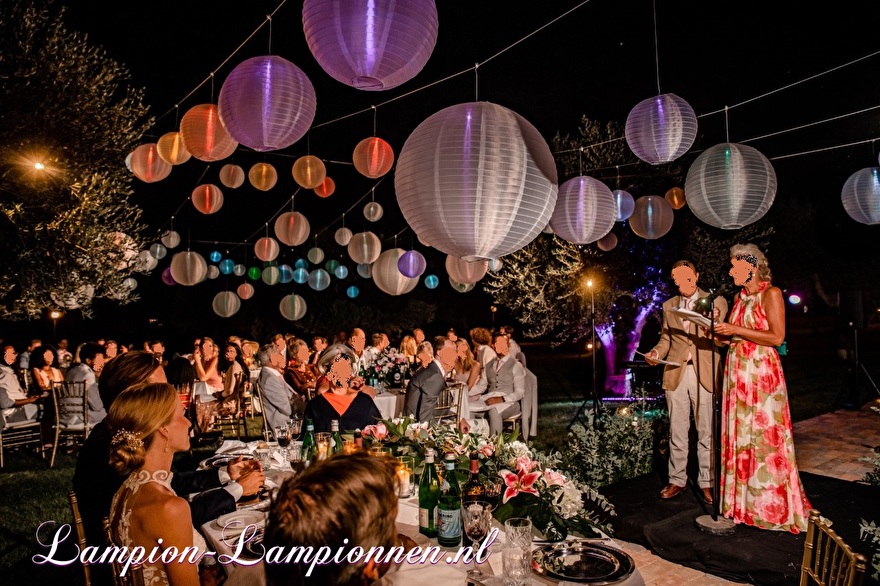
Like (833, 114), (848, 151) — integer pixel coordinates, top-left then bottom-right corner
(550, 176), (616, 245)
(841, 167), (880, 225)
(279, 294), (307, 321)
(625, 93), (698, 165)
(213, 291), (241, 318)
(348, 231), (381, 264)
(275, 212), (310, 246)
(373, 248), (418, 295)
(629, 196), (675, 240)
(169, 251), (208, 286)
(395, 102), (558, 261)
(445, 255), (488, 285)
(685, 143), (777, 229)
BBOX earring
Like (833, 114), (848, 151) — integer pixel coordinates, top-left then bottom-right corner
(164, 438), (169, 453)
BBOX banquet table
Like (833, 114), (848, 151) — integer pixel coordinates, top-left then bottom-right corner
(373, 388), (407, 420)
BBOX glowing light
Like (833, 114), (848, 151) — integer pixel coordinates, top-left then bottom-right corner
(788, 294), (802, 305)
(34, 162), (45, 170)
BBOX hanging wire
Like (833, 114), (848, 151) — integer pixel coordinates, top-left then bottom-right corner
(724, 106), (730, 143)
(474, 63), (480, 101)
(372, 105), (377, 136)
(652, 0), (661, 94)
(267, 14), (273, 54)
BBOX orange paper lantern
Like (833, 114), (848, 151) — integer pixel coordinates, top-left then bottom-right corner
(352, 137), (395, 178)
(191, 184), (225, 214)
(292, 155), (326, 188)
(179, 104), (238, 162)
(249, 162), (278, 191)
(129, 143), (172, 183)
(665, 187), (686, 210)
(254, 236), (280, 262)
(219, 164), (245, 188)
(156, 131), (191, 165)
(237, 282), (255, 300)
(314, 177), (335, 198)
(274, 211), (311, 246)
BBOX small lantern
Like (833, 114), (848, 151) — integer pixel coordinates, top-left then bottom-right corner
(279, 265), (294, 283)
(130, 143), (172, 183)
(249, 162), (278, 191)
(161, 267), (176, 286)
(156, 132), (192, 165)
(449, 278), (475, 293)
(279, 294), (307, 321)
(625, 93), (698, 165)
(274, 211), (310, 246)
(353, 137), (395, 178)
(308, 268), (331, 291)
(398, 250), (426, 278)
(233, 264), (246, 277)
(192, 184), (224, 214)
(347, 286), (360, 298)
(373, 248), (418, 295)
(207, 266), (220, 279)
(488, 258), (504, 272)
(357, 263), (372, 279)
(841, 167), (880, 225)
(161, 230), (181, 249)
(237, 283), (255, 300)
(335, 227), (353, 246)
(445, 255), (488, 285)
(550, 176), (616, 245)
(262, 266), (281, 285)
(597, 232), (618, 251)
(169, 251), (208, 286)
(424, 274), (439, 289)
(665, 187), (686, 209)
(348, 231), (381, 264)
(314, 177), (335, 198)
(219, 164), (245, 189)
(179, 104), (238, 162)
(219, 259), (235, 274)
(293, 268), (310, 284)
(292, 155), (326, 188)
(255, 236), (280, 262)
(137, 250), (158, 272)
(364, 202), (384, 222)
(213, 291), (241, 318)
(629, 195), (675, 240)
(307, 247), (325, 264)
(150, 243), (168, 260)
(334, 264), (349, 279)
(613, 189), (635, 221)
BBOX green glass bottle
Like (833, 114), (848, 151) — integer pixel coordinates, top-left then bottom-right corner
(418, 448), (440, 538)
(437, 452), (462, 547)
(330, 419), (344, 454)
(300, 419), (317, 464)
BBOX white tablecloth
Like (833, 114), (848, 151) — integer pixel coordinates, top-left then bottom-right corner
(374, 392), (405, 420)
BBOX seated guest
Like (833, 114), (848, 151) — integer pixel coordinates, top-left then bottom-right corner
(347, 328), (371, 376)
(0, 344), (39, 427)
(415, 341), (433, 370)
(73, 351), (265, 553)
(31, 345), (63, 394)
(470, 327), (497, 371)
(413, 328), (425, 345)
(63, 341), (107, 427)
(285, 338), (318, 395)
(104, 340), (119, 360)
(454, 338), (486, 397)
(258, 344), (303, 437)
(364, 332), (384, 364)
(106, 382), (208, 585)
(215, 341), (247, 417)
(305, 346), (381, 432)
(479, 333), (526, 434)
(308, 336), (328, 366)
(399, 335), (417, 366)
(403, 337), (457, 423)
(500, 325), (525, 366)
(148, 339), (167, 367)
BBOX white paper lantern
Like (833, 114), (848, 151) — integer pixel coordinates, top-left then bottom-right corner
(449, 278), (475, 293)
(219, 164), (245, 189)
(357, 263), (372, 279)
(625, 93), (698, 165)
(254, 236), (280, 262)
(307, 247), (325, 264)
(335, 227), (353, 246)
(279, 294), (307, 321)
(274, 212), (310, 246)
(160, 230), (181, 249)
(348, 231), (381, 265)
(233, 264), (247, 277)
(364, 202), (384, 222)
(685, 143), (777, 229)
(51, 283), (95, 310)
(395, 102), (558, 261)
(629, 196), (675, 240)
(206, 265), (220, 279)
(308, 268), (331, 291)
(169, 251), (208, 286)
(488, 258), (504, 272)
(137, 250), (158, 271)
(373, 248), (418, 295)
(237, 282), (255, 299)
(213, 291), (241, 317)
(550, 176), (616, 245)
(613, 190), (636, 221)
(149, 243), (167, 260)
(841, 167), (880, 225)
(262, 266), (281, 285)
(445, 255), (488, 285)
(597, 232), (618, 251)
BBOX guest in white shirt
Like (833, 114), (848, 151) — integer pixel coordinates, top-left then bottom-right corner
(64, 342), (107, 427)
(0, 344), (39, 428)
(480, 333), (526, 434)
(469, 327), (497, 371)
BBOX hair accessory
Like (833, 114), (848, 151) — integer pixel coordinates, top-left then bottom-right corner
(111, 429), (143, 450)
(333, 353), (351, 363)
(735, 253), (758, 267)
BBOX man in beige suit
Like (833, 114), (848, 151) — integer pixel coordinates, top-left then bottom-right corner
(646, 260), (727, 504)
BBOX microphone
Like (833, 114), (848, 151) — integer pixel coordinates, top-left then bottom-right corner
(695, 283), (732, 317)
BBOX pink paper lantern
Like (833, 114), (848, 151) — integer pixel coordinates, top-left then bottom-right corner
(347, 231), (381, 265)
(274, 211), (311, 246)
(161, 267), (176, 286)
(373, 248), (418, 296)
(302, 0), (439, 91)
(334, 227), (353, 246)
(219, 164), (245, 189)
(445, 255), (488, 285)
(179, 104), (239, 162)
(398, 250), (426, 278)
(550, 176), (616, 245)
(218, 55), (316, 152)
(129, 143), (172, 183)
(255, 236), (280, 262)
(169, 251), (208, 286)
(625, 93), (698, 165)
(629, 195), (675, 240)
(353, 137), (395, 178)
(191, 184), (224, 215)
(237, 282), (255, 300)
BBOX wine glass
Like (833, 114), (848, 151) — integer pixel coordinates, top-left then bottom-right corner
(461, 500), (493, 578)
(275, 425), (291, 448)
(288, 416), (303, 441)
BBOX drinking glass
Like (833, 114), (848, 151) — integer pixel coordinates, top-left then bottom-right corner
(275, 425), (291, 448)
(316, 432), (331, 461)
(255, 448), (272, 470)
(288, 440), (305, 474)
(461, 500), (493, 579)
(502, 546), (531, 586)
(504, 517), (532, 549)
(485, 477), (504, 508)
(289, 416), (303, 441)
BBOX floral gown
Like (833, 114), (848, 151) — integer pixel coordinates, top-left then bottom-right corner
(720, 281), (811, 533)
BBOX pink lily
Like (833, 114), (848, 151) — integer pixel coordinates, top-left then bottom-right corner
(500, 467), (541, 504)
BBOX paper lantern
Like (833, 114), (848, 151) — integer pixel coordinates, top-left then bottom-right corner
(334, 264), (349, 279)
(541, 222), (553, 235)
(613, 190), (635, 221)
(169, 251), (208, 286)
(237, 282), (255, 300)
(629, 196), (675, 240)
(233, 264), (246, 277)
(308, 268), (331, 291)
(219, 258), (235, 275)
(357, 263), (372, 279)
(665, 187), (686, 210)
(488, 258), (504, 272)
(249, 163), (278, 191)
(253, 236), (280, 262)
(149, 243), (167, 260)
(162, 267), (176, 286)
(206, 265), (220, 279)
(137, 250), (158, 272)
(279, 265), (294, 283)
(424, 274), (439, 289)
(625, 93), (697, 165)
(398, 250), (426, 278)
(247, 266), (261, 280)
(597, 232), (618, 251)
(307, 247), (325, 264)
(218, 55), (316, 152)
(213, 291), (241, 318)
(161, 230), (181, 249)
(325, 259), (340, 273)
(274, 211), (310, 246)
(179, 104), (238, 162)
(353, 137), (395, 178)
(550, 176), (616, 245)
(363, 202), (384, 222)
(449, 278), (475, 293)
(373, 248), (419, 296)
(156, 132), (191, 165)
(295, 258), (309, 269)
(191, 184), (224, 215)
(302, 0), (438, 90)
(293, 267), (309, 284)
(124, 152), (132, 172)
(122, 277), (138, 291)
(684, 143), (777, 229)
(445, 255), (488, 285)
(841, 167), (880, 225)
(395, 102), (558, 261)
(219, 164), (245, 189)
(129, 143), (172, 183)
(347, 286), (360, 299)
(314, 177), (335, 198)
(292, 155), (326, 189)
(262, 266), (281, 285)
(279, 294), (307, 321)
(348, 231), (381, 264)
(335, 227), (353, 246)
(209, 251), (222, 263)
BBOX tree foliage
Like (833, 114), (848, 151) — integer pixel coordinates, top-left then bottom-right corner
(0, 2), (151, 318)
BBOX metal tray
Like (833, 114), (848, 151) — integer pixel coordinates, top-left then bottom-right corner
(531, 540), (635, 584)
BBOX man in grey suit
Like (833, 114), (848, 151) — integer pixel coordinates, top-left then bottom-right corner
(64, 342), (106, 427)
(404, 336), (456, 422)
(483, 333), (526, 434)
(257, 344), (302, 438)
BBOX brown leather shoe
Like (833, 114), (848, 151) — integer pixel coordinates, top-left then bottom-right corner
(659, 483), (686, 499)
(702, 488), (714, 504)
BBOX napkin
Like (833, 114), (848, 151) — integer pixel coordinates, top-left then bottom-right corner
(214, 440), (249, 455)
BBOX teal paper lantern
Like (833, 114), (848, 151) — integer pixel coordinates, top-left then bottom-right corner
(279, 264), (294, 284)
(293, 268), (309, 284)
(219, 259), (235, 275)
(335, 265), (349, 279)
(347, 286), (360, 298)
(210, 250), (223, 263)
(295, 258), (309, 270)
(424, 274), (439, 289)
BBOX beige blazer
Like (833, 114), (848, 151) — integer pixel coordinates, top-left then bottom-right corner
(649, 289), (728, 392)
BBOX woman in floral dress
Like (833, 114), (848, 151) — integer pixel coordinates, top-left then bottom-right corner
(713, 244), (811, 533)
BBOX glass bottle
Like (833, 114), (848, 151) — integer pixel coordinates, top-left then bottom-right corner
(418, 448), (440, 538)
(330, 419), (344, 454)
(462, 451), (486, 504)
(300, 419), (317, 464)
(437, 452), (462, 547)
(354, 428), (363, 449)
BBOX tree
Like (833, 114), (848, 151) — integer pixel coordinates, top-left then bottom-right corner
(0, 2), (151, 318)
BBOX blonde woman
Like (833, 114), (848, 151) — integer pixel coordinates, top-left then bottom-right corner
(454, 338), (487, 396)
(399, 335), (417, 365)
(107, 382), (208, 585)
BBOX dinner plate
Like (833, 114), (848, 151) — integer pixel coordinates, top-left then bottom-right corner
(201, 453), (254, 469)
(213, 510), (266, 538)
(531, 540), (635, 584)
(242, 528), (266, 560)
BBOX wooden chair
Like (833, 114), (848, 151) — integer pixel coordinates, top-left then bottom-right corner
(214, 371), (246, 440)
(68, 491), (91, 586)
(435, 382), (464, 425)
(50, 380), (90, 467)
(800, 509), (868, 586)
(250, 381), (272, 442)
(0, 411), (44, 468)
(102, 517), (146, 586)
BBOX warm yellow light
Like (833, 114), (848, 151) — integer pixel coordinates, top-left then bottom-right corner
(34, 162), (45, 170)
(586, 279), (593, 288)
(49, 310), (62, 319)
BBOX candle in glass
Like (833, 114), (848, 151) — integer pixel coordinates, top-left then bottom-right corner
(316, 432), (331, 461)
(396, 464), (411, 497)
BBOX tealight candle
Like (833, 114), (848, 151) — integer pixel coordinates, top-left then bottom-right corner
(397, 466), (411, 497)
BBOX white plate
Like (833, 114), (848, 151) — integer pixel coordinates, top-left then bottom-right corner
(213, 510), (266, 536)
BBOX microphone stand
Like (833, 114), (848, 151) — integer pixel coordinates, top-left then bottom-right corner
(695, 287), (735, 535)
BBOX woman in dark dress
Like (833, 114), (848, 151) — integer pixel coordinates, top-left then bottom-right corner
(284, 338), (318, 395)
(305, 349), (381, 432)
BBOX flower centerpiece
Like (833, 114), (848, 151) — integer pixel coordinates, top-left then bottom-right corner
(365, 347), (409, 387)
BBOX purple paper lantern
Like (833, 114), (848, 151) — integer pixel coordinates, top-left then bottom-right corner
(625, 93), (698, 165)
(374, 249), (419, 295)
(302, 0), (439, 91)
(218, 56), (316, 152)
(550, 176), (616, 245)
(397, 250), (426, 278)
(161, 267), (176, 286)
